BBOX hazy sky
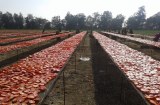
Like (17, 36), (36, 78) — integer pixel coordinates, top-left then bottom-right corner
(0, 0), (159, 21)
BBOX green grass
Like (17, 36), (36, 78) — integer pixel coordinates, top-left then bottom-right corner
(133, 30), (160, 36)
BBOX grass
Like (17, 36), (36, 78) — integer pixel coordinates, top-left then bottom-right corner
(133, 30), (160, 36)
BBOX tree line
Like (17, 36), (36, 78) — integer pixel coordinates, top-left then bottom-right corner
(0, 6), (160, 30)
(50, 11), (125, 32)
(127, 6), (160, 30)
(0, 12), (49, 29)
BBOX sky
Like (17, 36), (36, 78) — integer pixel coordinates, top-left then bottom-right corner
(0, 0), (159, 21)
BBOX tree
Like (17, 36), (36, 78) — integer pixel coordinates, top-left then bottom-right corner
(35, 17), (48, 29)
(145, 12), (160, 29)
(127, 6), (146, 29)
(75, 13), (86, 30)
(25, 14), (45, 29)
(1, 12), (14, 29)
(13, 13), (19, 28)
(51, 16), (61, 31)
(0, 12), (24, 29)
(17, 13), (24, 29)
(92, 12), (101, 29)
(25, 14), (34, 29)
(127, 16), (138, 29)
(136, 6), (146, 29)
(110, 14), (125, 30)
(61, 19), (66, 30)
(42, 21), (51, 33)
(86, 15), (94, 31)
(44, 22), (51, 29)
(65, 12), (77, 30)
(16, 14), (49, 29)
(99, 11), (112, 30)
(0, 11), (2, 28)
(13, 13), (24, 29)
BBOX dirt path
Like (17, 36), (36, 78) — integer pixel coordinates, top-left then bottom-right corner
(43, 33), (96, 105)
(90, 35), (123, 105)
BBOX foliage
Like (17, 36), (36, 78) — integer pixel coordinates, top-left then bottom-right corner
(134, 30), (160, 36)
(75, 13), (86, 30)
(0, 11), (3, 28)
(110, 14), (125, 30)
(127, 6), (146, 29)
(64, 12), (86, 31)
(92, 12), (101, 29)
(86, 15), (94, 30)
(145, 12), (160, 30)
(1, 12), (15, 29)
(13, 13), (24, 29)
(0, 6), (159, 31)
(51, 16), (61, 31)
(25, 14), (48, 29)
(0, 12), (48, 29)
(99, 11), (112, 30)
(65, 12), (77, 30)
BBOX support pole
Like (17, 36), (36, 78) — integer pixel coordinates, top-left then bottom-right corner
(75, 52), (77, 72)
(120, 73), (124, 104)
(63, 72), (66, 105)
(17, 49), (18, 61)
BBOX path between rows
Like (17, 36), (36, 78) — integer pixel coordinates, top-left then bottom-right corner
(43, 34), (96, 105)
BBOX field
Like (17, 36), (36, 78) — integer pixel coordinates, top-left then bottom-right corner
(134, 30), (160, 36)
(0, 30), (159, 105)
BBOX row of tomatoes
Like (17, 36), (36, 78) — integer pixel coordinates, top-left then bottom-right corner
(0, 32), (74, 54)
(0, 32), (56, 44)
(0, 31), (86, 105)
(0, 33), (40, 39)
(0, 31), (56, 38)
(0, 36), (54, 54)
(103, 32), (160, 48)
(93, 32), (160, 105)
